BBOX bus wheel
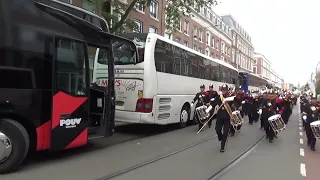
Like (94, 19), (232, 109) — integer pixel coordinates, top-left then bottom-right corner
(0, 119), (29, 174)
(179, 106), (190, 128)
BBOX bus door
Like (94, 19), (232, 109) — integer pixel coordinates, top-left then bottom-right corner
(50, 37), (90, 151)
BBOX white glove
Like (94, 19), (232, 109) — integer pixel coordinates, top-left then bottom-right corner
(258, 109), (262, 114)
(205, 105), (213, 113)
(191, 103), (194, 107)
(241, 100), (245, 104)
(302, 115), (307, 121)
(210, 98), (215, 102)
(218, 91), (222, 95)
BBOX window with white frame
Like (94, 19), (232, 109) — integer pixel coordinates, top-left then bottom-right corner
(198, 47), (202, 53)
(232, 49), (235, 62)
(199, 29), (203, 42)
(183, 21), (189, 35)
(184, 41), (189, 47)
(150, 0), (158, 19)
(194, 45), (197, 50)
(206, 32), (210, 46)
(135, 1), (144, 12)
(164, 32), (172, 40)
(177, 20), (181, 31)
(193, 26), (198, 39)
(221, 42), (225, 53)
(205, 49), (210, 56)
(149, 26), (157, 33)
(221, 56), (224, 61)
(211, 37), (215, 47)
(133, 20), (143, 33)
(58, 0), (71, 3)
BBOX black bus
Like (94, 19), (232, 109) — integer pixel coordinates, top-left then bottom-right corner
(0, 0), (137, 173)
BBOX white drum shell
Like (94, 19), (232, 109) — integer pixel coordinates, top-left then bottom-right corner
(268, 114), (286, 133)
(310, 120), (320, 139)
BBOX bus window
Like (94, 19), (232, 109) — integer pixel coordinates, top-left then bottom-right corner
(112, 39), (138, 65)
(0, 68), (34, 89)
(55, 38), (87, 96)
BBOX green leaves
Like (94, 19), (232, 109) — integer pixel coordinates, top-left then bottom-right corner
(92, 0), (219, 34)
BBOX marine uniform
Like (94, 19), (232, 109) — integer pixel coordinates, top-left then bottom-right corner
(209, 84), (235, 152)
(192, 84), (209, 130)
(303, 97), (318, 151)
(206, 84), (218, 128)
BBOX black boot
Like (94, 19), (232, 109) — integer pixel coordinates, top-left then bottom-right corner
(220, 141), (225, 153)
(269, 139), (273, 143)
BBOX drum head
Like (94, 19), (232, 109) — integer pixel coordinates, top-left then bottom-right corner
(268, 114), (280, 121)
(311, 121), (320, 126)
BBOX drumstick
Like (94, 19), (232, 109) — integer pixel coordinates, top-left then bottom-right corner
(197, 101), (227, 135)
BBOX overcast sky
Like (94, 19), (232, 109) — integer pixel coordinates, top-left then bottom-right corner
(214, 0), (319, 86)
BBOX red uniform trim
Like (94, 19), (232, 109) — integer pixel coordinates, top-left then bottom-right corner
(36, 121), (51, 151)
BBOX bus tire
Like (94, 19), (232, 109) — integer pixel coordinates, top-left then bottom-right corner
(179, 106), (190, 128)
(0, 118), (30, 174)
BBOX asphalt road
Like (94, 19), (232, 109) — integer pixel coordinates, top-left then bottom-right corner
(0, 121), (218, 180)
(218, 105), (304, 180)
(109, 122), (264, 180)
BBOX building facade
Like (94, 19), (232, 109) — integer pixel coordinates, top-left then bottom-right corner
(253, 52), (283, 88)
(221, 15), (254, 73)
(59, 0), (285, 84)
(61, 0), (240, 63)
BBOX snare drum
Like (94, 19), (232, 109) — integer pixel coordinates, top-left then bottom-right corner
(231, 110), (244, 126)
(310, 121), (320, 139)
(195, 105), (210, 123)
(268, 114), (286, 132)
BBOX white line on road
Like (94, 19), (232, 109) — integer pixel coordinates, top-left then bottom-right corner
(300, 132), (303, 136)
(299, 127), (302, 130)
(300, 163), (306, 177)
(300, 139), (304, 144)
(300, 148), (305, 156)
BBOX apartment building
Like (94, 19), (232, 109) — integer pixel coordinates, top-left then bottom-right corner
(62, 0), (235, 62)
(221, 15), (254, 72)
(253, 52), (283, 88)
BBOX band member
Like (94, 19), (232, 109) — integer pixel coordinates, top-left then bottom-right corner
(191, 84), (209, 130)
(230, 86), (246, 136)
(303, 97), (318, 151)
(248, 91), (260, 125)
(209, 84), (234, 152)
(262, 101), (276, 143)
(281, 95), (292, 124)
(207, 83), (218, 128)
(259, 91), (268, 129)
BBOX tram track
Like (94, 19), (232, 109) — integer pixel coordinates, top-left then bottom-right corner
(96, 134), (218, 180)
(96, 125), (265, 180)
(207, 135), (265, 180)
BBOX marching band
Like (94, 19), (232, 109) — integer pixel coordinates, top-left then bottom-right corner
(192, 83), (304, 152)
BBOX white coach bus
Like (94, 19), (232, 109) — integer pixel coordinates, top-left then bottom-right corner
(93, 33), (239, 128)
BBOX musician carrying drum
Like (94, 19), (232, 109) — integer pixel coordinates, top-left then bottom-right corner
(302, 97), (318, 151)
(260, 91), (277, 143)
(191, 84), (209, 131)
(208, 84), (235, 153)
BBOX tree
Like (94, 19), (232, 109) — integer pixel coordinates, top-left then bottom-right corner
(92, 0), (220, 34)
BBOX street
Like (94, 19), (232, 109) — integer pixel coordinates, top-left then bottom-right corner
(218, 106), (304, 180)
(2, 105), (319, 180)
